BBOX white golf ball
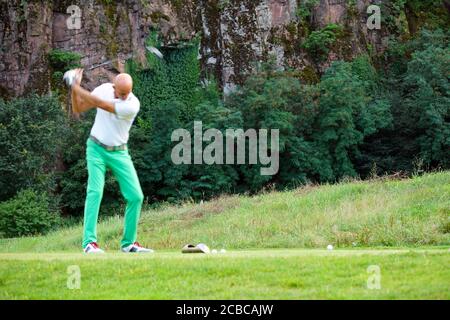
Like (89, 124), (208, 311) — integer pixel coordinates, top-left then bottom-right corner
(219, 249), (226, 254)
(211, 249), (218, 254)
(327, 244), (334, 251)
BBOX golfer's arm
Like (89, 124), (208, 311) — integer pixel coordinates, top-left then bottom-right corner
(71, 87), (80, 113)
(71, 84), (116, 114)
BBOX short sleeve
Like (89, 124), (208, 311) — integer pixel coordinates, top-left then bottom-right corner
(91, 83), (111, 98)
(114, 97), (140, 121)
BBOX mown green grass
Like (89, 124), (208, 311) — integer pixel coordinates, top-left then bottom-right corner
(1, 172), (449, 253)
(0, 249), (448, 299)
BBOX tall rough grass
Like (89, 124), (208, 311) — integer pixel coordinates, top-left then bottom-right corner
(1, 172), (448, 252)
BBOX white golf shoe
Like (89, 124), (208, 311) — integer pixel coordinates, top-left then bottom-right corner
(121, 242), (154, 253)
(83, 242), (105, 254)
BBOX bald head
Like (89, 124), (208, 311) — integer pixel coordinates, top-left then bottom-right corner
(113, 73), (133, 100)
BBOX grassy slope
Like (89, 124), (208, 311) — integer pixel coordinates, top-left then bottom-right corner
(1, 172), (449, 252)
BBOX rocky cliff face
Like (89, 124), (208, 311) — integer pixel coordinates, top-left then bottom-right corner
(0, 0), (389, 98)
(200, 0), (388, 93)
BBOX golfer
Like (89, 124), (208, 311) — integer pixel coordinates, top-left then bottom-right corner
(64, 68), (152, 254)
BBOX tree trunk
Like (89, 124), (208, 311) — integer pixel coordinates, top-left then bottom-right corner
(404, 2), (419, 35)
(444, 0), (450, 14)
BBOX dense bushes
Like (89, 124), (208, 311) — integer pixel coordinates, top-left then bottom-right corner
(0, 189), (60, 237)
(0, 94), (67, 201)
(357, 29), (450, 175)
(224, 55), (392, 187)
(402, 39), (450, 168)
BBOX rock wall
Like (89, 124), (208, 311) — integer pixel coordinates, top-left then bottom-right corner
(0, 1), (54, 98)
(0, 0), (390, 99)
(200, 0), (388, 91)
(0, 0), (197, 98)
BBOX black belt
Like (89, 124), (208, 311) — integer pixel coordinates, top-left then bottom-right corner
(89, 135), (127, 151)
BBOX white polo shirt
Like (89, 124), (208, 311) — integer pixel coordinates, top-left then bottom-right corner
(90, 83), (140, 146)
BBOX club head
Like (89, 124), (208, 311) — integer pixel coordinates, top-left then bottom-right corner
(146, 46), (164, 59)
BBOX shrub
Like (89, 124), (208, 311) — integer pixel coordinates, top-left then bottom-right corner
(296, 0), (319, 21)
(303, 24), (344, 61)
(48, 49), (82, 71)
(0, 189), (60, 238)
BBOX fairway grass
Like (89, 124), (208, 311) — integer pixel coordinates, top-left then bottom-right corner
(0, 249), (449, 299)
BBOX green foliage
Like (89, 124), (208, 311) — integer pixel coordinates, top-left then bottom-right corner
(402, 36), (450, 167)
(381, 0), (449, 34)
(169, 0), (184, 12)
(150, 11), (170, 23)
(303, 24), (344, 62)
(123, 29), (447, 202)
(48, 49), (82, 93)
(48, 49), (82, 72)
(0, 94), (67, 201)
(346, 0), (358, 16)
(57, 114), (93, 214)
(164, 45), (203, 118)
(0, 189), (60, 238)
(312, 58), (391, 180)
(358, 29), (449, 175)
(226, 63), (307, 188)
(404, 0), (450, 31)
(380, 0), (408, 33)
(296, 0), (319, 21)
(225, 56), (391, 186)
(0, 93), (123, 219)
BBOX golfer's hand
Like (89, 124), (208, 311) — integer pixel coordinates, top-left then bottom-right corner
(74, 68), (84, 86)
(71, 68), (84, 115)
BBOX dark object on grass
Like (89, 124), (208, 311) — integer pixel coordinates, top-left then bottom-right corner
(182, 243), (210, 254)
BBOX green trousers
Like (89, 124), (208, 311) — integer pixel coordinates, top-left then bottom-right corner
(82, 138), (144, 249)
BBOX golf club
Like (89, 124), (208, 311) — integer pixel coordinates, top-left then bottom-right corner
(88, 46), (164, 71)
(145, 46), (164, 59)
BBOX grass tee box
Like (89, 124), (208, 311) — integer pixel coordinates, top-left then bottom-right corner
(0, 249), (449, 299)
